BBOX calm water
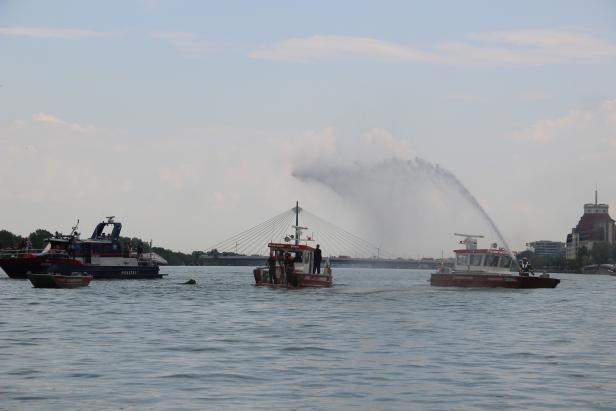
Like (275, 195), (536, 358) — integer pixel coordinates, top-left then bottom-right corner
(1, 267), (615, 411)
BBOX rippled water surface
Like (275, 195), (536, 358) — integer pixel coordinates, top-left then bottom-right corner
(1, 267), (616, 410)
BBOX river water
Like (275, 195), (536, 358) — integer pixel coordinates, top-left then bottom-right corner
(1, 267), (615, 411)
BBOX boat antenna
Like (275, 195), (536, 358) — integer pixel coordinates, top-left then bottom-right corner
(291, 201), (309, 245)
(295, 201), (299, 245)
(70, 219), (80, 236)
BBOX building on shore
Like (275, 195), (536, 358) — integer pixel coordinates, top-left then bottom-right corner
(565, 191), (615, 260)
(527, 240), (565, 257)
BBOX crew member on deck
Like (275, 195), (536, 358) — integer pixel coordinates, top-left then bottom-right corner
(313, 244), (322, 274)
(519, 257), (534, 276)
(268, 252), (277, 284)
(285, 252), (295, 285)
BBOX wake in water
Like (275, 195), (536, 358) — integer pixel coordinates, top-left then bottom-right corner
(293, 157), (518, 264)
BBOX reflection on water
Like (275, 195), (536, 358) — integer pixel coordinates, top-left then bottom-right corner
(1, 267), (616, 410)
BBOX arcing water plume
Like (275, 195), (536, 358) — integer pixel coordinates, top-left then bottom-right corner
(293, 157), (519, 266)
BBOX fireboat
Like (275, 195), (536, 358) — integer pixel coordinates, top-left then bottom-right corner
(0, 217), (164, 280)
(253, 203), (332, 288)
(430, 233), (560, 288)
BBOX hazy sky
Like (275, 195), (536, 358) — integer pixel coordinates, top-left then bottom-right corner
(1, 0), (616, 256)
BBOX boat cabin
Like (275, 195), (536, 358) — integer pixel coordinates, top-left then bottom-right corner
(41, 217), (142, 265)
(254, 241), (331, 288)
(91, 217), (122, 240)
(267, 242), (316, 275)
(454, 248), (513, 274)
(450, 233), (514, 275)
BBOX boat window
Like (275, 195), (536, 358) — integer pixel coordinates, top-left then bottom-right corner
(469, 254), (483, 266)
(499, 256), (512, 268)
(485, 255), (499, 267)
(456, 254), (469, 265)
(295, 252), (303, 262)
(51, 242), (66, 251)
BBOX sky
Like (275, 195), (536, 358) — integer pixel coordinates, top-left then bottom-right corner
(1, 0), (616, 257)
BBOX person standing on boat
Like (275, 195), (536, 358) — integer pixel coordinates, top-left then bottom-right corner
(313, 244), (322, 274)
(285, 252), (296, 286)
(520, 257), (534, 276)
(267, 252), (277, 284)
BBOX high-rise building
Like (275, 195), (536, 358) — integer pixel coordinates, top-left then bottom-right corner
(565, 190), (615, 260)
(527, 241), (565, 257)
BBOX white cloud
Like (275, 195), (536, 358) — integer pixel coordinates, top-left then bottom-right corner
(467, 29), (616, 60)
(0, 27), (111, 39)
(249, 29), (616, 66)
(513, 109), (586, 142)
(249, 35), (439, 63)
(32, 112), (95, 133)
(151, 31), (209, 58)
(513, 99), (616, 143)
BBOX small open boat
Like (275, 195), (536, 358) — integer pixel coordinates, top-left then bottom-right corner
(430, 233), (560, 289)
(27, 272), (92, 288)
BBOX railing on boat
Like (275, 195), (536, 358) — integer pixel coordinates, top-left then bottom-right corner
(0, 248), (65, 258)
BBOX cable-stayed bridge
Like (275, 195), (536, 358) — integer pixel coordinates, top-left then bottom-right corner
(202, 205), (440, 269)
(205, 204), (395, 259)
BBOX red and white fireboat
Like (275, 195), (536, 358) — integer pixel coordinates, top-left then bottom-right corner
(430, 233), (560, 289)
(253, 203), (332, 288)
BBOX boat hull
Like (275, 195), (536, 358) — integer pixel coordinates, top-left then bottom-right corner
(0, 255), (81, 279)
(253, 267), (332, 288)
(430, 273), (560, 288)
(28, 273), (92, 288)
(50, 263), (163, 280)
(0, 257), (162, 280)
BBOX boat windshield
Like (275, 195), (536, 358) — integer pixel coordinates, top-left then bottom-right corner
(484, 255), (499, 267)
(469, 254), (483, 266)
(456, 254), (469, 265)
(294, 251), (303, 262)
(499, 256), (512, 268)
